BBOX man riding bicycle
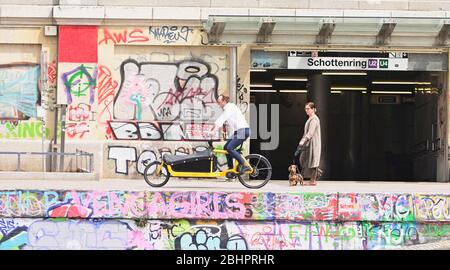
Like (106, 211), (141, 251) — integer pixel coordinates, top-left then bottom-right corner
(208, 94), (252, 175)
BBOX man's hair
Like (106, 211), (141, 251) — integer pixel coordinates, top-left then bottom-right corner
(218, 94), (230, 103)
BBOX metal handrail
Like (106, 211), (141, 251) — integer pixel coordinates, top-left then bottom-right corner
(0, 151), (93, 173)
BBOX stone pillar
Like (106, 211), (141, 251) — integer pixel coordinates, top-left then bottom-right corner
(346, 92), (362, 179)
(307, 73), (329, 178)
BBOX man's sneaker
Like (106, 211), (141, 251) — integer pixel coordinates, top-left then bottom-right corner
(225, 172), (236, 181)
(239, 166), (252, 174)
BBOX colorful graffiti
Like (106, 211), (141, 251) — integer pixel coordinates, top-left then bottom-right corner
(108, 121), (218, 141)
(0, 121), (50, 139)
(0, 190), (271, 220)
(276, 193), (338, 221)
(99, 26), (195, 46)
(55, 33), (226, 141)
(145, 192), (249, 220)
(27, 219), (129, 249)
(47, 201), (93, 218)
(0, 190), (146, 219)
(99, 28), (150, 45)
(61, 64), (97, 105)
(338, 193), (415, 221)
(42, 61), (57, 112)
(175, 229), (247, 250)
(0, 218), (449, 250)
(414, 194), (450, 221)
(2, 190), (448, 223)
(59, 64), (98, 139)
(0, 191), (450, 249)
(362, 222), (420, 249)
(66, 103), (94, 139)
(0, 64), (39, 120)
(113, 59), (220, 122)
(47, 61), (57, 85)
(97, 64), (117, 139)
(0, 219), (28, 250)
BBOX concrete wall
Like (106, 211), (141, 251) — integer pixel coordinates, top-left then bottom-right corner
(1, 189), (449, 249)
(0, 0), (449, 11)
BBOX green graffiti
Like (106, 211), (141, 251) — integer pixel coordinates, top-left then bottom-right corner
(171, 220), (192, 237)
(339, 225), (357, 241)
(422, 223), (450, 237)
(66, 65), (96, 98)
(129, 94), (143, 121)
(0, 121), (61, 139)
(0, 121), (47, 139)
(5, 122), (17, 137)
(288, 224), (304, 240)
(288, 223), (348, 243)
(362, 222), (418, 246)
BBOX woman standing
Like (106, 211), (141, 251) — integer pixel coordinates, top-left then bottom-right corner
(298, 102), (323, 185)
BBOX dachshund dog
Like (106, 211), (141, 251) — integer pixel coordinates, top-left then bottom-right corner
(288, 164), (304, 186)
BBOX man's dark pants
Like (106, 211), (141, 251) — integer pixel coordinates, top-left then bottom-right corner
(223, 128), (250, 169)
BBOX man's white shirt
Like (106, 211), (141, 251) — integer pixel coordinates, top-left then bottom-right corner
(214, 103), (249, 135)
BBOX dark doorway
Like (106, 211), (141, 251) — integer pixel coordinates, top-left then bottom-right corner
(250, 69), (440, 181)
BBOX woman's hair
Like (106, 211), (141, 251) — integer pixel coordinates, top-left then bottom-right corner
(305, 102), (317, 112)
(218, 94), (230, 103)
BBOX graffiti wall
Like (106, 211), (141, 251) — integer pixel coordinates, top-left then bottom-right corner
(52, 26), (231, 177)
(0, 25), (239, 177)
(109, 43), (228, 135)
(105, 142), (209, 177)
(55, 26), (227, 141)
(59, 63), (98, 139)
(57, 26), (98, 142)
(97, 27), (229, 177)
(2, 190), (449, 222)
(0, 41), (55, 142)
(0, 218), (437, 250)
(0, 190), (450, 250)
(104, 141), (237, 177)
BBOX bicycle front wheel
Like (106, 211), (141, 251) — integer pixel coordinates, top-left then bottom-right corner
(237, 154), (272, 189)
(143, 161), (170, 187)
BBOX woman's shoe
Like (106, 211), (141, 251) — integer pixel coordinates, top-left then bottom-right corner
(309, 168), (320, 185)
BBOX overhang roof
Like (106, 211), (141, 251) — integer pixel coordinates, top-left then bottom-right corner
(204, 15), (450, 48)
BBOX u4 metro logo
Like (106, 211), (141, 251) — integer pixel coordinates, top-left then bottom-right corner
(379, 59), (389, 68)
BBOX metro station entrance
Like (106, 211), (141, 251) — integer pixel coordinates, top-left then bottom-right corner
(250, 51), (448, 181)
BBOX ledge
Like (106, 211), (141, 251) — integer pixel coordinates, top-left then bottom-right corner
(0, 171), (99, 181)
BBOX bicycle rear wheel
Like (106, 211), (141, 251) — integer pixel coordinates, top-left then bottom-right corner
(237, 154), (272, 189)
(143, 161), (170, 187)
